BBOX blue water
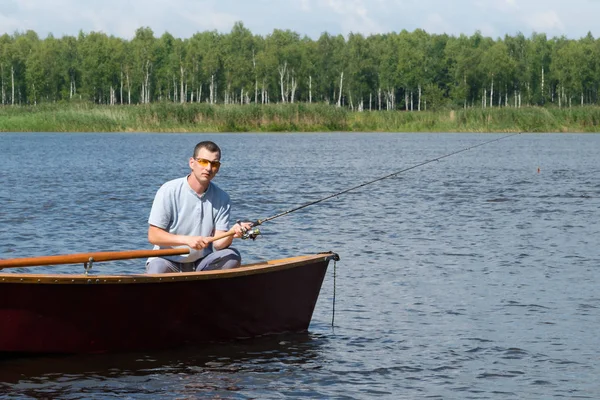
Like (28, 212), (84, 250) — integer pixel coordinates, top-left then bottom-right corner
(1, 132), (599, 399)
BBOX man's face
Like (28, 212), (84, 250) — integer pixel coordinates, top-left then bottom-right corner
(190, 148), (221, 184)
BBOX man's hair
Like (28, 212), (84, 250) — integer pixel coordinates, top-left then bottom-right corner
(193, 141), (221, 158)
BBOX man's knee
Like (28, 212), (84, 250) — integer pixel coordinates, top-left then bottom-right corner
(146, 258), (178, 273)
(221, 248), (242, 269)
(198, 248), (242, 271)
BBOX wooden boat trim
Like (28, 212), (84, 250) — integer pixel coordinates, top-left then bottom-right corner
(0, 253), (338, 285)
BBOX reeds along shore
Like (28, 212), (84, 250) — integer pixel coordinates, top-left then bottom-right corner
(1, 102), (600, 133)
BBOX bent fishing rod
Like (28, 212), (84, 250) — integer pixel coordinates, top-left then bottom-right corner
(240, 132), (521, 238)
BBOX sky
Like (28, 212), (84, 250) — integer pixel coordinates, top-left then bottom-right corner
(1, 0), (599, 41)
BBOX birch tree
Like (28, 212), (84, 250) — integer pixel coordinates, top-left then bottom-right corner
(529, 33), (551, 105)
(0, 34), (14, 104)
(192, 31), (222, 104)
(60, 35), (81, 100)
(314, 32), (345, 104)
(346, 33), (377, 111)
(480, 40), (514, 107)
(131, 27), (156, 104)
(10, 31), (39, 104)
(222, 22), (255, 104)
(26, 34), (64, 103)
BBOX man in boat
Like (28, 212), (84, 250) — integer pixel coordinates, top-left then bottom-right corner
(146, 141), (251, 273)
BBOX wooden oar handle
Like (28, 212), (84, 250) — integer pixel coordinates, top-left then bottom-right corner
(0, 230), (238, 269)
(0, 248), (191, 269)
(208, 230), (235, 243)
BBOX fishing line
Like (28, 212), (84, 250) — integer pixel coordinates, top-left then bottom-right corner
(249, 132), (521, 228)
(243, 132), (521, 329)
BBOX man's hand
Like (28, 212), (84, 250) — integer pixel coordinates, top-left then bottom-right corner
(186, 236), (210, 250)
(231, 222), (253, 239)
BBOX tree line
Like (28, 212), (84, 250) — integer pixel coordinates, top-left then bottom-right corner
(1, 22), (599, 110)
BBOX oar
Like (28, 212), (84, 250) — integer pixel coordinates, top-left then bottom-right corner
(0, 231), (237, 269)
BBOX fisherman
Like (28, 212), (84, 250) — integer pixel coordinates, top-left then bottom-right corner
(146, 141), (252, 273)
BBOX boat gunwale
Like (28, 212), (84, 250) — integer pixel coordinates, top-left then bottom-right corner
(0, 253), (337, 285)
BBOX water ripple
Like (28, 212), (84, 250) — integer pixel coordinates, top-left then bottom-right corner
(1, 132), (600, 399)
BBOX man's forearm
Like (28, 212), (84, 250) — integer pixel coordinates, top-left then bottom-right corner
(148, 226), (188, 247)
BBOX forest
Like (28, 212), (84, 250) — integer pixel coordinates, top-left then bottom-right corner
(1, 22), (599, 112)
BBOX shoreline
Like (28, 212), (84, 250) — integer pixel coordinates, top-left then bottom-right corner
(1, 102), (600, 133)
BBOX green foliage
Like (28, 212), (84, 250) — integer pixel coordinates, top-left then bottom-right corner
(2, 26), (600, 111)
(3, 102), (600, 133)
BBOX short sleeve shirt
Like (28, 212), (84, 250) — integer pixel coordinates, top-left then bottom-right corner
(148, 176), (231, 262)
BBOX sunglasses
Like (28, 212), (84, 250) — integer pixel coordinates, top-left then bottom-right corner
(195, 158), (221, 169)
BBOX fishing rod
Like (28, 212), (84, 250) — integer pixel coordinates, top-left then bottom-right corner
(240, 132), (521, 237)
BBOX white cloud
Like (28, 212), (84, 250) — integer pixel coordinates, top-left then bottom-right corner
(178, 10), (239, 35)
(474, 0), (518, 14)
(476, 22), (499, 38)
(423, 13), (455, 36)
(319, 0), (384, 35)
(0, 0), (598, 40)
(526, 10), (565, 33)
(299, 0), (312, 11)
(0, 14), (21, 34)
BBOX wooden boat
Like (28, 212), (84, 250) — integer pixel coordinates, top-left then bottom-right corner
(0, 249), (339, 354)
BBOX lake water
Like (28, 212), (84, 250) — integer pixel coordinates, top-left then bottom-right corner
(0, 132), (599, 399)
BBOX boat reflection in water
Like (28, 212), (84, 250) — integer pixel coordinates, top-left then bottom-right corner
(0, 331), (330, 398)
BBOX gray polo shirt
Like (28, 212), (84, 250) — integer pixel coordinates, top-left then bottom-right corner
(148, 176), (231, 262)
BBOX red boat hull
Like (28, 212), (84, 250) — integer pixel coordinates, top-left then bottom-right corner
(0, 253), (337, 354)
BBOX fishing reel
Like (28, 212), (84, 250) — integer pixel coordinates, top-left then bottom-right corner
(237, 220), (261, 240)
(242, 227), (261, 240)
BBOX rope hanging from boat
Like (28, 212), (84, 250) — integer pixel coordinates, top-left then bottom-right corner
(332, 258), (337, 327)
(248, 132), (521, 229)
